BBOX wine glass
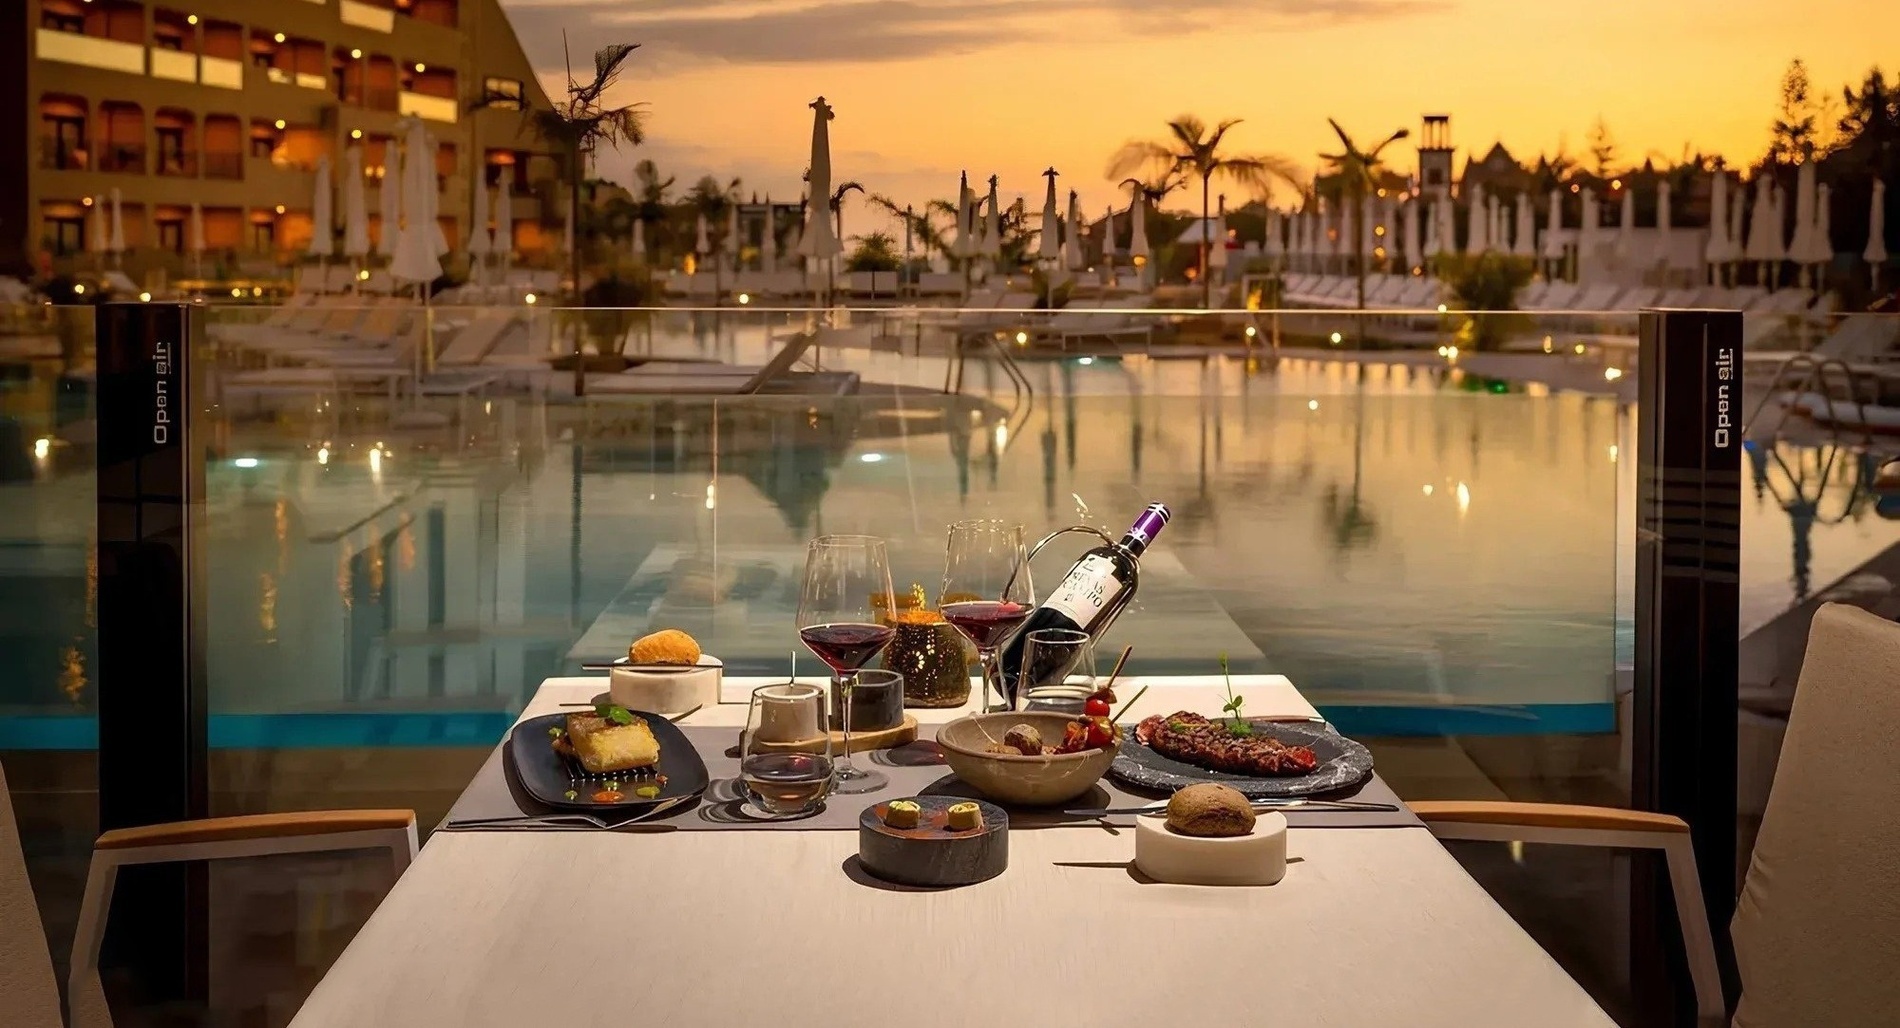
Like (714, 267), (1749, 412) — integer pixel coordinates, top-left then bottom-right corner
(940, 520), (1034, 713)
(739, 683), (833, 818)
(796, 535), (895, 794)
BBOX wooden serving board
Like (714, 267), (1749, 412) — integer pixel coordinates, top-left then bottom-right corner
(747, 714), (919, 756)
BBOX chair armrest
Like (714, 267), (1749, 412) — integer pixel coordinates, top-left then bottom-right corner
(1409, 801), (1689, 834)
(95, 810), (416, 851)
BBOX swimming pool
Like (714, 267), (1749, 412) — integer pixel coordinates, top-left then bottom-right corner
(2, 311), (1891, 748)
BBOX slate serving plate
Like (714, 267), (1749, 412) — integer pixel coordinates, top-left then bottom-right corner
(1108, 719), (1374, 798)
(507, 711), (710, 812)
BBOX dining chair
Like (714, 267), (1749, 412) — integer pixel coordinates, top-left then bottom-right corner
(1410, 602), (1900, 1027)
(1, 758), (418, 1028)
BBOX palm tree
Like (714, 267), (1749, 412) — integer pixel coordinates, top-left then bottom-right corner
(828, 181), (864, 245)
(1319, 118), (1410, 319)
(518, 39), (647, 396)
(1108, 115), (1298, 308)
(868, 194), (959, 264)
(629, 158), (674, 261)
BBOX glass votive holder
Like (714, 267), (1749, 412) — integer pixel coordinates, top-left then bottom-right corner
(829, 668), (905, 733)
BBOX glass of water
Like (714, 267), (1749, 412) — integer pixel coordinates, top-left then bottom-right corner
(739, 683), (834, 818)
(1017, 629), (1096, 714)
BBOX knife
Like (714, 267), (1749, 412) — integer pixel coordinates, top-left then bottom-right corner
(446, 794), (696, 831)
(1058, 798), (1399, 818)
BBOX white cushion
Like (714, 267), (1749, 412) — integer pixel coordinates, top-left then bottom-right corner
(1732, 604), (1900, 1026)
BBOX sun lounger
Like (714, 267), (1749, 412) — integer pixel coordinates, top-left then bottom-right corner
(1396, 278), (1439, 307)
(1753, 289), (1814, 315)
(433, 309), (518, 368)
(591, 327), (830, 394)
(915, 272), (963, 295)
(1615, 287), (1663, 310)
(1533, 281), (1581, 309)
(242, 299), (407, 352)
(1569, 284), (1624, 311)
(1366, 276), (1407, 306)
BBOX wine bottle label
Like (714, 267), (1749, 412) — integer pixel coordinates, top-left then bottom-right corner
(1043, 555), (1124, 629)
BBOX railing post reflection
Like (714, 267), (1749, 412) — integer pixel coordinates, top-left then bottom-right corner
(1632, 307), (1743, 1018)
(94, 301), (210, 1002)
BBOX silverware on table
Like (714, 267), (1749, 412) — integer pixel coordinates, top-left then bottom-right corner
(1058, 798), (1400, 818)
(446, 795), (695, 831)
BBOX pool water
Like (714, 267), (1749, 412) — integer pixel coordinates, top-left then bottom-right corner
(1, 330), (1892, 748)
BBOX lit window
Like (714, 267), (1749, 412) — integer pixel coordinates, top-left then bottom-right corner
(482, 77), (524, 110)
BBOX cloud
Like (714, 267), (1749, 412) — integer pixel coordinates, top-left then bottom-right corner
(502, 0), (1440, 68)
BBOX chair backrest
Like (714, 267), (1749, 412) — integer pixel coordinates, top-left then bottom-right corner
(0, 760), (65, 1027)
(1731, 603), (1900, 1026)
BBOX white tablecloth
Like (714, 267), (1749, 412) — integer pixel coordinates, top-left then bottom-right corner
(289, 676), (1614, 1028)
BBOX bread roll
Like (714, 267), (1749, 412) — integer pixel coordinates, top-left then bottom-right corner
(629, 629), (701, 665)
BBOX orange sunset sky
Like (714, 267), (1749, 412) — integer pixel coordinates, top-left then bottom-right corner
(499, 0), (1900, 236)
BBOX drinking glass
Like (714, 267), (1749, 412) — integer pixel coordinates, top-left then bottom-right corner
(1018, 628), (1096, 713)
(739, 683), (833, 818)
(940, 520), (1034, 713)
(796, 535), (895, 794)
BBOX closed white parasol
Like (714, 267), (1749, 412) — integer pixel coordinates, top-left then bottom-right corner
(309, 154), (335, 260)
(798, 97), (844, 263)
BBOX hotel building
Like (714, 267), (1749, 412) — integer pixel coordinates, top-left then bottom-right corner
(7, 0), (561, 282)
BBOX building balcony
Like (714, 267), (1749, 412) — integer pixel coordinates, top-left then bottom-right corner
(399, 91), (458, 124)
(204, 152), (243, 180)
(339, 0), (396, 32)
(98, 144), (146, 174)
(201, 56), (244, 90)
(150, 48), (198, 83)
(40, 140), (91, 171)
(37, 28), (145, 76)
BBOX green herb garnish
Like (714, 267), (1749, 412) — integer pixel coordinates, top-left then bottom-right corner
(593, 702), (636, 726)
(564, 790), (579, 800)
(1219, 654), (1252, 735)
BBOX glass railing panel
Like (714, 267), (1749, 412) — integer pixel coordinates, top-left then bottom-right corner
(183, 303), (1626, 820)
(0, 301), (98, 982)
(1734, 310), (1900, 868)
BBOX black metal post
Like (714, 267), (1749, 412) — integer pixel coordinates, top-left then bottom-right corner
(1632, 307), (1743, 1020)
(95, 301), (210, 1002)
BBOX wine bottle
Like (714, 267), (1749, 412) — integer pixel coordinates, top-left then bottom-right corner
(997, 503), (1170, 700)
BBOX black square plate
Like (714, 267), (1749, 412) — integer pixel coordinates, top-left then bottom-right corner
(506, 711), (710, 812)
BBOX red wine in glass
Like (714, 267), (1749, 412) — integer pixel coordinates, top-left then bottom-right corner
(940, 600), (1030, 650)
(797, 622), (896, 674)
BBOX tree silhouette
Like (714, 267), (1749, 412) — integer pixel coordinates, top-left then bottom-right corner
(515, 39), (647, 397)
(1319, 118), (1410, 318)
(1108, 115), (1298, 309)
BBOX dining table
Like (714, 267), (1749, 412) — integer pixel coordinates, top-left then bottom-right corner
(288, 674), (1616, 1028)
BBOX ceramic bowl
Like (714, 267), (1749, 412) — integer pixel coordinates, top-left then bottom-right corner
(608, 654), (722, 715)
(935, 711), (1120, 806)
